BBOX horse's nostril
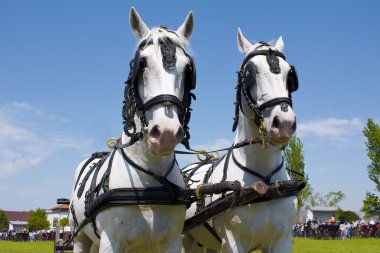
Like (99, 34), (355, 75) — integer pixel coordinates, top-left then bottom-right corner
(272, 116), (281, 129)
(149, 125), (160, 139)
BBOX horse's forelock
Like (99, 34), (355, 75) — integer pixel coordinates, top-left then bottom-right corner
(251, 40), (277, 52)
(136, 27), (191, 63)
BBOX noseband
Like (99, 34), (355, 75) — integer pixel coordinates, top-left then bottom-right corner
(122, 32), (196, 148)
(232, 44), (299, 139)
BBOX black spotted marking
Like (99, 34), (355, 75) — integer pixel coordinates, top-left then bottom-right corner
(266, 49), (281, 74)
(161, 39), (177, 69)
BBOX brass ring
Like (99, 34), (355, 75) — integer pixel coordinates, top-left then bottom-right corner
(107, 138), (118, 150)
(196, 150), (208, 161)
(212, 151), (220, 160)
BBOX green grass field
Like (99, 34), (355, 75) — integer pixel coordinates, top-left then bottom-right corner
(0, 239), (379, 253)
(0, 241), (53, 253)
(292, 238), (380, 253)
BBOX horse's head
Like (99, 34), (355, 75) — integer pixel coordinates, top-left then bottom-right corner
(233, 28), (298, 147)
(124, 8), (196, 155)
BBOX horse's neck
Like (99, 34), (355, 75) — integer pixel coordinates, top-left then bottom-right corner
(234, 113), (283, 175)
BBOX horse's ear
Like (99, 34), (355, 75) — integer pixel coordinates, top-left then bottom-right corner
(275, 36), (284, 52)
(177, 12), (194, 39)
(237, 28), (253, 54)
(129, 7), (149, 39)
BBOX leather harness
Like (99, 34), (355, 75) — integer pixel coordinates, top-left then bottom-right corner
(68, 139), (305, 246)
(67, 41), (304, 247)
(182, 146), (306, 233)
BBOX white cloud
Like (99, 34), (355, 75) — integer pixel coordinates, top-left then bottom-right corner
(0, 102), (92, 178)
(297, 117), (363, 140)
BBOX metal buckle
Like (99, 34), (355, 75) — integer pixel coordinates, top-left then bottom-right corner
(258, 117), (267, 149)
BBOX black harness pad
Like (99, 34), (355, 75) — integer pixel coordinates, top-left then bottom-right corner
(241, 61), (257, 89)
(287, 65), (299, 93)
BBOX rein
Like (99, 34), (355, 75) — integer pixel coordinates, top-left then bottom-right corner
(175, 137), (264, 161)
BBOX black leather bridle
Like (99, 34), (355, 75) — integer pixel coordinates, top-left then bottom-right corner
(232, 44), (299, 139)
(122, 31), (196, 149)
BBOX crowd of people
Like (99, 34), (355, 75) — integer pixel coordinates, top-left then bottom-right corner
(292, 216), (380, 239)
(0, 229), (69, 242)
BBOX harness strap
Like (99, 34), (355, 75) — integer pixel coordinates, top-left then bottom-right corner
(183, 160), (215, 187)
(77, 162), (98, 198)
(99, 149), (117, 192)
(183, 177), (305, 233)
(221, 147), (233, 182)
(232, 152), (284, 185)
(195, 159), (222, 213)
(119, 148), (180, 197)
(70, 204), (78, 227)
(84, 187), (194, 220)
(73, 152), (109, 191)
(119, 148), (170, 184)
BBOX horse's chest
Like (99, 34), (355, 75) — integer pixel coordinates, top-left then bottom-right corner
(215, 198), (296, 237)
(98, 205), (186, 242)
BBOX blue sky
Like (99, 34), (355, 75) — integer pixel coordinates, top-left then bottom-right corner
(1, 1), (379, 216)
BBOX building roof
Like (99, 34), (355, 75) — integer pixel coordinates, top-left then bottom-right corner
(310, 206), (338, 212)
(50, 204), (69, 212)
(4, 211), (30, 222)
(10, 221), (28, 225)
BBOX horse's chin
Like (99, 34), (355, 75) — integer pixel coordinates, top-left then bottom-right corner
(148, 139), (176, 156)
(150, 149), (174, 156)
(268, 136), (291, 147)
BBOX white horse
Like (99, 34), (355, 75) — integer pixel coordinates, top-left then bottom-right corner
(182, 28), (298, 253)
(69, 7), (196, 253)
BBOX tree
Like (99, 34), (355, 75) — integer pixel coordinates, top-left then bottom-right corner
(334, 209), (360, 222)
(27, 208), (50, 231)
(361, 118), (380, 218)
(307, 190), (345, 208)
(284, 135), (312, 209)
(59, 217), (69, 228)
(0, 209), (9, 230)
(361, 192), (380, 218)
(363, 118), (380, 191)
